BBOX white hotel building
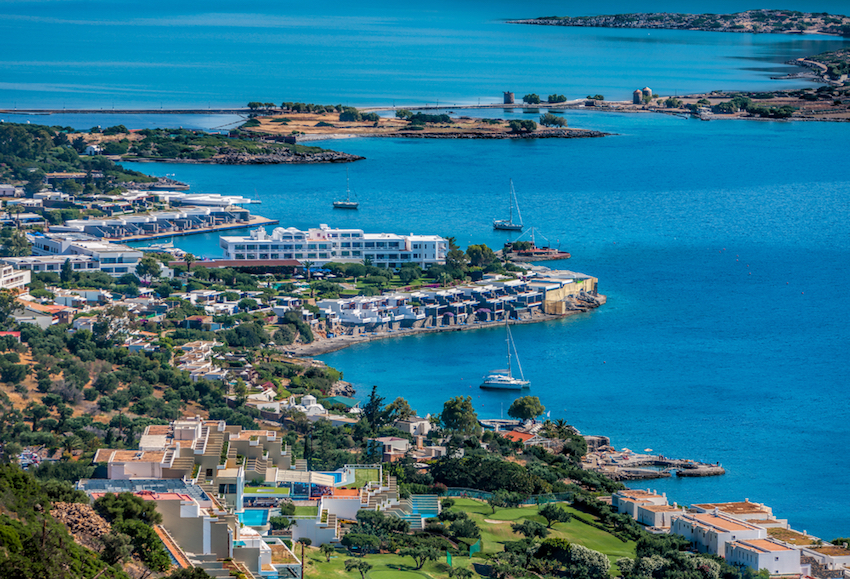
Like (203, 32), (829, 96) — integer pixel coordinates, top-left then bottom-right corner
(18, 232), (143, 277)
(220, 225), (447, 268)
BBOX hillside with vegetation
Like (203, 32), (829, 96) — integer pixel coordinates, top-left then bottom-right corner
(0, 122), (156, 195)
(88, 127), (362, 164)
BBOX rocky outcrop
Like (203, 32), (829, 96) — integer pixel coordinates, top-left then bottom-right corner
(676, 465), (726, 477)
(51, 501), (111, 551)
(218, 150), (364, 164)
(330, 380), (356, 397)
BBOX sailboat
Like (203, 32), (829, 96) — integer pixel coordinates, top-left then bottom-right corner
(493, 179), (523, 231)
(480, 321), (530, 390)
(333, 169), (359, 209)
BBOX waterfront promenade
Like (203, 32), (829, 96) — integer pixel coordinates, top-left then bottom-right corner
(105, 215), (277, 242)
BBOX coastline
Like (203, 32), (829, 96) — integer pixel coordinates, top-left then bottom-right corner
(286, 295), (606, 357)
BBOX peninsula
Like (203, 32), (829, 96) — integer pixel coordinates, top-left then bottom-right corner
(509, 9), (850, 36)
(80, 126), (363, 165)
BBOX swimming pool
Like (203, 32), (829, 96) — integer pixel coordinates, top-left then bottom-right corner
(239, 509), (270, 526)
(319, 471), (344, 484)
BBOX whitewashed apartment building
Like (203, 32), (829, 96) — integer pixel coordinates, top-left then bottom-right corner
(220, 225), (447, 268)
(21, 232), (142, 277)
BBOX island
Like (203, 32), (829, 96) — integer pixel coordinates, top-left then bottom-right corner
(240, 103), (609, 140)
(509, 9), (850, 36)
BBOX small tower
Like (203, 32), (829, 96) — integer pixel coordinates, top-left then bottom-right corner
(642, 87), (652, 100)
(503, 91), (515, 104)
(633, 89), (644, 104)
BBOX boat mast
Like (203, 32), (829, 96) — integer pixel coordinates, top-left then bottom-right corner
(512, 180), (523, 227)
(346, 168), (351, 202)
(505, 319), (512, 378)
(508, 179), (513, 224)
(512, 329), (525, 381)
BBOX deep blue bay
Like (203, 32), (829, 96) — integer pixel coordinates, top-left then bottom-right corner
(123, 112), (850, 539)
(2, 0), (849, 541)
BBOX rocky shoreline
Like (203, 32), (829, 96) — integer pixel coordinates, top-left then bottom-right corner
(369, 129), (610, 140)
(128, 149), (364, 165)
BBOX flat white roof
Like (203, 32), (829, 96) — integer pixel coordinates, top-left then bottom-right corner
(275, 470), (335, 486)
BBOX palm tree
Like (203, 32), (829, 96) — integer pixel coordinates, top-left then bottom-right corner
(554, 418), (570, 439)
(62, 435), (82, 456)
(301, 260), (314, 281)
(5, 204), (24, 230)
(183, 253), (197, 272)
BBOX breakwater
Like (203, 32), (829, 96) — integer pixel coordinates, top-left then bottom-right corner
(584, 450), (726, 481)
(366, 129), (610, 140)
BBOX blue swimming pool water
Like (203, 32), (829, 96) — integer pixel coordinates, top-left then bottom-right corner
(320, 472), (344, 484)
(239, 509), (270, 526)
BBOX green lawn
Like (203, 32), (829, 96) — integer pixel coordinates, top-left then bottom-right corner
(294, 505), (319, 516)
(243, 486), (291, 495)
(302, 499), (635, 578)
(342, 468), (380, 489)
(448, 498), (635, 571)
(304, 548), (474, 579)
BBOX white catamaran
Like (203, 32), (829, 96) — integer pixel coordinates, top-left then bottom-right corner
(481, 321), (530, 390)
(493, 179), (523, 231)
(333, 169), (359, 210)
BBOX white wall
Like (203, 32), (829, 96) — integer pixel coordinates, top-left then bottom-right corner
(726, 543), (801, 575)
(321, 497), (362, 520)
(291, 519), (337, 546)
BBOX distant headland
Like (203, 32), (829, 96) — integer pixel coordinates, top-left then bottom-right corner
(509, 9), (850, 36)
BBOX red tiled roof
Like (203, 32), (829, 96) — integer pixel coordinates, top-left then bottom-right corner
(19, 300), (67, 314)
(501, 431), (535, 443)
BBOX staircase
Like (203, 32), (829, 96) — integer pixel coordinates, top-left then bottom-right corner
(191, 554), (248, 579)
(170, 456), (196, 473)
(411, 494), (440, 516)
(294, 459), (308, 472)
(245, 457), (268, 480)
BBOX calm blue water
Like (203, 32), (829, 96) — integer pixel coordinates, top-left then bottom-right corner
(4, 0), (849, 541)
(1, 0), (848, 108)
(118, 112), (850, 540)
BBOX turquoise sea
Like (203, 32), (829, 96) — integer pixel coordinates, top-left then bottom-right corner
(1, 1), (849, 539)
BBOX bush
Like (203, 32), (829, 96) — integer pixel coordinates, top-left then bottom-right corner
(539, 113), (567, 127)
(508, 120), (537, 133)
